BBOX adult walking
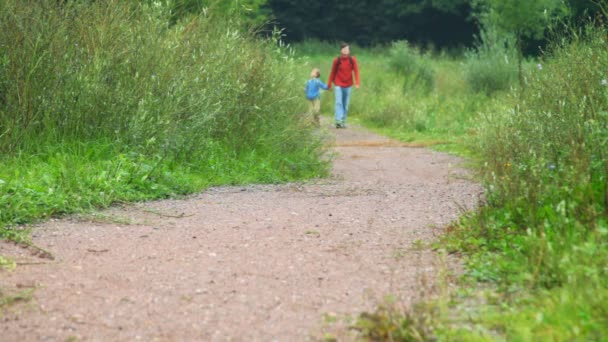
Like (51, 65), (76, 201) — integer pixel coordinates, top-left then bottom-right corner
(328, 42), (360, 128)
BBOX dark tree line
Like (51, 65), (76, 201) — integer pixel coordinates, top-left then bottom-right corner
(265, 0), (477, 48)
(264, 0), (602, 49)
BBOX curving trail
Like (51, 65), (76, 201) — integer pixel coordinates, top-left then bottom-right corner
(1, 120), (481, 341)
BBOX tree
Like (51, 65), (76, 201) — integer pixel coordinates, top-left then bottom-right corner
(143, 0), (269, 26)
(265, 0), (477, 47)
(473, 0), (569, 87)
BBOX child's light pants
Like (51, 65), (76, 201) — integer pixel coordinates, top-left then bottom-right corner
(308, 98), (321, 127)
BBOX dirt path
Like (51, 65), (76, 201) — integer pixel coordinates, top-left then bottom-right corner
(1, 121), (481, 341)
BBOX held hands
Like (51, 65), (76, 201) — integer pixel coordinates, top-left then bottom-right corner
(327, 85), (359, 90)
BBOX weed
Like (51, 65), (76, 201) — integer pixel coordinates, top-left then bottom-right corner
(411, 239), (425, 251)
(0, 287), (34, 310)
(388, 41), (435, 94)
(0, 256), (16, 271)
(353, 300), (436, 341)
(392, 248), (407, 260)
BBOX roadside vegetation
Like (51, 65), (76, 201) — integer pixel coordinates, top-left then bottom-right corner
(439, 21), (608, 341)
(0, 0), (328, 245)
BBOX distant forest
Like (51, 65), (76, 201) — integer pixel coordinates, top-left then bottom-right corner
(152, 0), (601, 51)
(265, 0), (602, 51)
(266, 0), (478, 48)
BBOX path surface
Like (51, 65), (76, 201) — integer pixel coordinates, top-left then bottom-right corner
(1, 121), (481, 341)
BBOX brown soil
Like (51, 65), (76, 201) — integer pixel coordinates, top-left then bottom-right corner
(1, 120), (482, 341)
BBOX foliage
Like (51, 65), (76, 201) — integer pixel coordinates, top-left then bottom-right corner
(474, 0), (569, 39)
(477, 24), (608, 235)
(0, 256), (16, 271)
(473, 0), (569, 86)
(0, 0), (329, 241)
(388, 41), (435, 94)
(265, 0), (477, 47)
(463, 27), (518, 94)
(353, 47), (491, 147)
(353, 301), (435, 341)
(133, 1), (605, 53)
(142, 0), (270, 26)
(441, 19), (608, 340)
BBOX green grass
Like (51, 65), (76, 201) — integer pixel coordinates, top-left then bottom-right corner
(294, 41), (506, 157)
(0, 287), (34, 309)
(0, 0), (330, 244)
(0, 138), (328, 242)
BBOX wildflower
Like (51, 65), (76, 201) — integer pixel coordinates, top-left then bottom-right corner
(601, 79), (607, 86)
(537, 63), (543, 70)
(548, 164), (556, 171)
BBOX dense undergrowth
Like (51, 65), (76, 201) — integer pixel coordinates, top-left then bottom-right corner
(0, 0), (328, 243)
(440, 23), (608, 340)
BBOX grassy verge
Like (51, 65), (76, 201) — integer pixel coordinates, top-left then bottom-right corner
(0, 140), (327, 243)
(437, 21), (608, 340)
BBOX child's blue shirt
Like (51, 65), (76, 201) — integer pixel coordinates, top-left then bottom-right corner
(305, 78), (329, 100)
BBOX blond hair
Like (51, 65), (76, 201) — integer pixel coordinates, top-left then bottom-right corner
(310, 67), (321, 78)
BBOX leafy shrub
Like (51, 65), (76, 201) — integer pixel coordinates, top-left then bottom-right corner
(388, 41), (435, 94)
(448, 20), (608, 340)
(463, 28), (518, 94)
(477, 24), (608, 230)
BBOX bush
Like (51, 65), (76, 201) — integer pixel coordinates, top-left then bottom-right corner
(477, 24), (608, 227)
(388, 41), (435, 94)
(448, 21), (608, 340)
(463, 28), (518, 94)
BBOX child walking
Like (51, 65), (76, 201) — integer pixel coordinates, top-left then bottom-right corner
(305, 67), (329, 127)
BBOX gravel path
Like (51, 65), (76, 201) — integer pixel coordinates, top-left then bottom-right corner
(1, 121), (481, 341)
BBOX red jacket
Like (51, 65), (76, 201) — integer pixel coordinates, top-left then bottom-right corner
(328, 55), (360, 89)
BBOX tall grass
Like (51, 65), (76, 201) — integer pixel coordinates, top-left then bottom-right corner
(442, 21), (608, 340)
(358, 48), (498, 149)
(0, 0), (329, 241)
